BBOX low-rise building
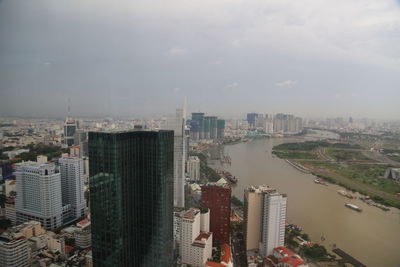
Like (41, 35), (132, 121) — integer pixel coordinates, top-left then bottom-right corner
(273, 246), (308, 267)
(75, 227), (91, 249)
(0, 236), (30, 267)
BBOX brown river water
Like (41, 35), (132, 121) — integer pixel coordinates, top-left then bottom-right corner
(211, 133), (400, 267)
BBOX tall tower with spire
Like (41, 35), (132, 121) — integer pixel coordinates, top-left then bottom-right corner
(64, 98), (77, 147)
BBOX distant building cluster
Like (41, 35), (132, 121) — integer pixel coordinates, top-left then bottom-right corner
(189, 113), (226, 141)
(246, 113), (303, 134)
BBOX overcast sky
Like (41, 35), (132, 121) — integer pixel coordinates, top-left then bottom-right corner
(0, 0), (399, 119)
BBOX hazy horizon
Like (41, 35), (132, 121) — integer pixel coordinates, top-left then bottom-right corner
(1, 0), (399, 120)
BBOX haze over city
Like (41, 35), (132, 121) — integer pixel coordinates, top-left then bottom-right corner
(0, 0), (400, 119)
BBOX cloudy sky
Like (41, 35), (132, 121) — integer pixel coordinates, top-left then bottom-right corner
(0, 0), (399, 119)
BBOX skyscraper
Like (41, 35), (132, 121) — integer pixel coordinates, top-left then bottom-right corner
(89, 130), (174, 267)
(163, 109), (186, 208)
(201, 183), (231, 244)
(243, 185), (287, 257)
(59, 157), (86, 221)
(15, 162), (63, 230)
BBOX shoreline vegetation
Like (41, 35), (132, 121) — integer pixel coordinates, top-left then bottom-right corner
(272, 140), (400, 209)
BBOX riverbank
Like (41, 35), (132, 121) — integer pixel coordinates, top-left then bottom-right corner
(273, 141), (400, 209)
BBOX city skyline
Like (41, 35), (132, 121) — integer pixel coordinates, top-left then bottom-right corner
(0, 0), (399, 119)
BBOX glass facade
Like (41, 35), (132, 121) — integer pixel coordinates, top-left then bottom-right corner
(89, 130), (174, 267)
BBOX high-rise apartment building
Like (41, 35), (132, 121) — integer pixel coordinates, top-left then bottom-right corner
(163, 109), (186, 208)
(89, 130), (174, 267)
(201, 183), (231, 244)
(15, 162), (63, 230)
(243, 185), (287, 257)
(59, 157), (86, 221)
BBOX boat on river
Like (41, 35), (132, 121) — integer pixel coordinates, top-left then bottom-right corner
(314, 179), (327, 185)
(345, 203), (362, 212)
(337, 190), (354, 199)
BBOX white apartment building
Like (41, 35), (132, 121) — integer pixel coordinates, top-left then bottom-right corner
(187, 156), (200, 181)
(15, 162), (63, 230)
(180, 208), (212, 267)
(163, 109), (186, 208)
(260, 191), (287, 257)
(59, 157), (86, 220)
(244, 185), (287, 257)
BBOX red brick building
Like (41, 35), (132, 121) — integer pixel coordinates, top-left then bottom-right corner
(201, 183), (231, 244)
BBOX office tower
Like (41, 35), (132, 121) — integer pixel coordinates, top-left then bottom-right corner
(59, 157), (86, 221)
(244, 185), (287, 257)
(64, 118), (77, 147)
(247, 113), (258, 129)
(15, 162), (63, 230)
(187, 156), (200, 181)
(201, 183), (231, 244)
(163, 109), (186, 208)
(217, 119), (225, 140)
(180, 208), (212, 267)
(89, 130), (174, 267)
(0, 236), (30, 267)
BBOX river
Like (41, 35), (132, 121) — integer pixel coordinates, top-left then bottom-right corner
(211, 132), (400, 267)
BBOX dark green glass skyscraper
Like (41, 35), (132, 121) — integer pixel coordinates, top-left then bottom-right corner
(89, 130), (174, 267)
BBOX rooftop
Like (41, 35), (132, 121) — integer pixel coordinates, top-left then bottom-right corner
(280, 255), (306, 267)
(182, 208), (200, 220)
(246, 185), (275, 193)
(205, 262), (225, 267)
(202, 182), (231, 189)
(220, 244), (232, 264)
